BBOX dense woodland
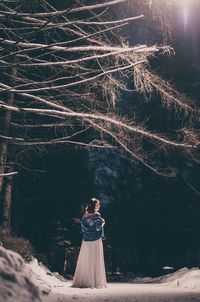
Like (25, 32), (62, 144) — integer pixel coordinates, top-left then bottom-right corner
(0, 0), (200, 277)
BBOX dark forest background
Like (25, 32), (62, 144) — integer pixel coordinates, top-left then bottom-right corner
(0, 0), (200, 278)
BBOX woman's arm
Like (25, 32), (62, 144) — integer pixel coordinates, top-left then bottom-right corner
(94, 214), (105, 231)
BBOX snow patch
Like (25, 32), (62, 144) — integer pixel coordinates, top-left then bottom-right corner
(0, 246), (41, 302)
(28, 258), (67, 293)
(178, 269), (200, 290)
(1, 245), (200, 302)
(169, 268), (200, 290)
(126, 267), (200, 290)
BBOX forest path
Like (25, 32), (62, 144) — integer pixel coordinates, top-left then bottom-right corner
(44, 281), (200, 302)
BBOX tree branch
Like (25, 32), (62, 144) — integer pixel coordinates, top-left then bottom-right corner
(0, 102), (198, 150)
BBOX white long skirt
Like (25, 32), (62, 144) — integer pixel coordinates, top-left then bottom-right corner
(72, 238), (107, 288)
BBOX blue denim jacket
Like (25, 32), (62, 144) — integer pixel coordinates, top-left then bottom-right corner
(81, 212), (105, 241)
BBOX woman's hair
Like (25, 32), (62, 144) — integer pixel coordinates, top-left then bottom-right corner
(85, 197), (100, 214)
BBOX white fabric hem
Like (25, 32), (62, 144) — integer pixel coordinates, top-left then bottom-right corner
(72, 238), (107, 288)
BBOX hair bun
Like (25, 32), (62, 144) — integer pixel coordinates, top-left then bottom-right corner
(86, 197), (99, 214)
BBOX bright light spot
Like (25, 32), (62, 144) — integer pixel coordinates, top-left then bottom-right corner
(183, 5), (189, 28)
(178, 0), (191, 29)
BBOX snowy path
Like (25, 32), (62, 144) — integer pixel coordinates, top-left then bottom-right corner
(2, 246), (200, 302)
(44, 281), (200, 302)
(27, 257), (200, 302)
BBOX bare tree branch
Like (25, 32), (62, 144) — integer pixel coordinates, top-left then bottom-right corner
(0, 102), (199, 150)
(0, 0), (129, 18)
(1, 61), (146, 92)
(0, 172), (18, 176)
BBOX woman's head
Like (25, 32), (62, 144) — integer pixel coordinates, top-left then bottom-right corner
(85, 198), (100, 213)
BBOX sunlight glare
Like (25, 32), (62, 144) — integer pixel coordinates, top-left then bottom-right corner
(177, 0), (191, 29)
(183, 5), (189, 28)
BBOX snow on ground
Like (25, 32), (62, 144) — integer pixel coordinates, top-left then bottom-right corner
(0, 246), (41, 302)
(28, 258), (67, 294)
(0, 246), (200, 302)
(29, 256), (200, 302)
(127, 267), (200, 289)
(44, 282), (200, 302)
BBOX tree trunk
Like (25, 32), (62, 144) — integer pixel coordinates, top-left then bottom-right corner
(0, 144), (9, 194)
(2, 161), (14, 229)
(0, 62), (17, 228)
(0, 62), (17, 189)
(0, 62), (17, 191)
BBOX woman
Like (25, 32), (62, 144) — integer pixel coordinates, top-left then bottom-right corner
(72, 198), (107, 288)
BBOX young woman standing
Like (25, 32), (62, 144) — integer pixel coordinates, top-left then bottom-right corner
(72, 198), (107, 288)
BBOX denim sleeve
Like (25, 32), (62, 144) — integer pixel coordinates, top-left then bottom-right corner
(93, 214), (103, 231)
